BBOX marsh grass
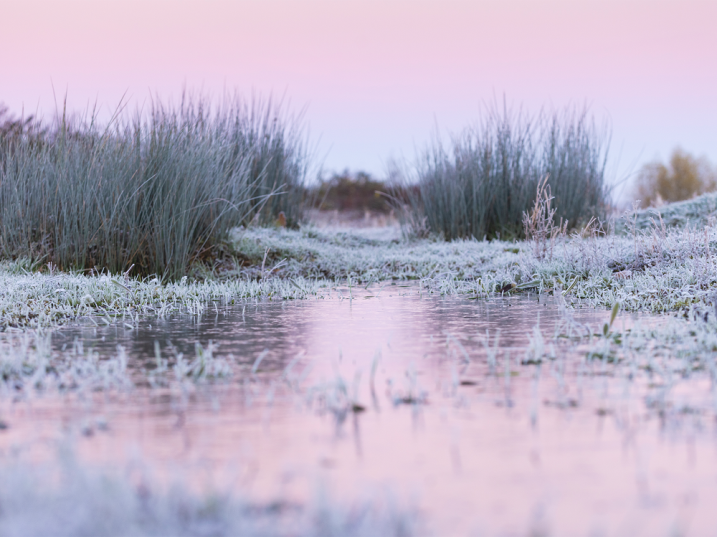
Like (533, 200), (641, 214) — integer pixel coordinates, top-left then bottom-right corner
(0, 96), (308, 280)
(391, 104), (609, 240)
(233, 217), (717, 315)
(615, 190), (717, 233)
(0, 260), (332, 330)
(6, 196), (717, 328)
(0, 334), (132, 395)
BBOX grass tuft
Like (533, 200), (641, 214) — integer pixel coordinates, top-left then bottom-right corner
(0, 95), (308, 280)
(391, 103), (609, 240)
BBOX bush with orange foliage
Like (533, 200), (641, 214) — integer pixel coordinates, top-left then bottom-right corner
(634, 148), (717, 208)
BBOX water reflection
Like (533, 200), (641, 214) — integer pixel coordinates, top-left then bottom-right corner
(50, 285), (615, 376)
(2, 288), (714, 535)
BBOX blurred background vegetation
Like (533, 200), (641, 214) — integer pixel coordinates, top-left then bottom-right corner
(310, 170), (391, 214)
(633, 148), (717, 208)
(0, 104), (47, 141)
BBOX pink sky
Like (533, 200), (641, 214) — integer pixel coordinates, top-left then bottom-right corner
(2, 0), (716, 197)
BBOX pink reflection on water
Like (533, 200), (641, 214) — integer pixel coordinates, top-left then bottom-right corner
(1, 291), (715, 534)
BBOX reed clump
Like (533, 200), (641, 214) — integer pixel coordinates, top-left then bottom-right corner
(0, 96), (308, 280)
(391, 104), (609, 240)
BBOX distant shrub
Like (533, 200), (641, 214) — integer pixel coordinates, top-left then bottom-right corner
(312, 171), (391, 213)
(0, 96), (309, 280)
(390, 104), (610, 240)
(633, 148), (717, 208)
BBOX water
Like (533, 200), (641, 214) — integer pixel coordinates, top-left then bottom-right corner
(2, 285), (715, 536)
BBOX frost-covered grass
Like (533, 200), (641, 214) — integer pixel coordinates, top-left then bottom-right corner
(0, 335), (131, 395)
(615, 190), (717, 232)
(0, 333), (237, 397)
(5, 191), (717, 330)
(390, 105), (609, 241)
(0, 259), (332, 330)
(233, 217), (717, 314)
(520, 302), (717, 421)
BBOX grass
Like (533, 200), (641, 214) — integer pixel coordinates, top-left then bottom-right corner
(2, 189), (717, 535)
(0, 334), (132, 394)
(228, 202), (717, 314)
(0, 95), (308, 281)
(614, 190), (717, 232)
(390, 104), (609, 240)
(0, 258), (332, 330)
(0, 333), (237, 396)
(5, 196), (717, 333)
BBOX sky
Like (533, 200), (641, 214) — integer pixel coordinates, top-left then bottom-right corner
(1, 0), (716, 199)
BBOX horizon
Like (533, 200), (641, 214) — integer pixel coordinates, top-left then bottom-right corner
(2, 0), (716, 202)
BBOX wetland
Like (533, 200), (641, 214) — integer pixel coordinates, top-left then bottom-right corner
(3, 99), (717, 536)
(3, 216), (717, 536)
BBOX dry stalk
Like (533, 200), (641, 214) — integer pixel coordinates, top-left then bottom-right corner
(522, 176), (567, 260)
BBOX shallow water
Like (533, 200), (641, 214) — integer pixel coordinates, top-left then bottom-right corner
(2, 286), (716, 536)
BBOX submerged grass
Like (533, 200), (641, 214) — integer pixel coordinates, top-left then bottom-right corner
(391, 104), (609, 240)
(0, 95), (308, 280)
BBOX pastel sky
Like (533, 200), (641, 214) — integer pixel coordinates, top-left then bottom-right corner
(2, 0), (716, 199)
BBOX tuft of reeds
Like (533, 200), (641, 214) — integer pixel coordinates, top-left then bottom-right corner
(0, 95), (308, 280)
(391, 104), (609, 240)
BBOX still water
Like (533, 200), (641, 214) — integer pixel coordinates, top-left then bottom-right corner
(2, 285), (715, 536)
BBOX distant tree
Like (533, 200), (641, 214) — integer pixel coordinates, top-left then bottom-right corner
(634, 148), (717, 207)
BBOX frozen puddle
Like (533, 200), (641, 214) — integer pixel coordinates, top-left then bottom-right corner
(1, 286), (714, 536)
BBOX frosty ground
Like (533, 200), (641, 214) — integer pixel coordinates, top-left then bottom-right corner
(3, 195), (717, 536)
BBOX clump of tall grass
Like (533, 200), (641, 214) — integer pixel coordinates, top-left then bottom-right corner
(0, 96), (308, 280)
(391, 104), (609, 240)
